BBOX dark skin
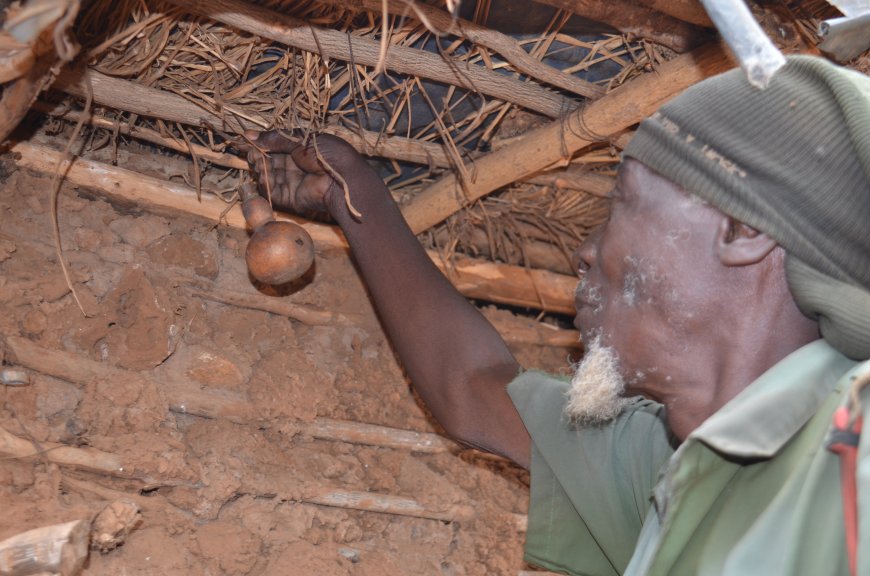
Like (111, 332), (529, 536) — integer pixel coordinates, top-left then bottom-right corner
(244, 132), (820, 466)
(573, 160), (820, 440)
(244, 132), (531, 467)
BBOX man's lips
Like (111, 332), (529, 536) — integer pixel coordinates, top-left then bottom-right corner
(573, 303), (592, 331)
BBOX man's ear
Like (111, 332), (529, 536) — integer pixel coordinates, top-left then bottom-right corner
(716, 216), (778, 266)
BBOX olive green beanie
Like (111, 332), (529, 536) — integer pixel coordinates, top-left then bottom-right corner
(624, 55), (870, 360)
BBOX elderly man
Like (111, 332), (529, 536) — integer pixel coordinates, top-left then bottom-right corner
(245, 55), (870, 575)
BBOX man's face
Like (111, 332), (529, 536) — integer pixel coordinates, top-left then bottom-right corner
(571, 159), (723, 410)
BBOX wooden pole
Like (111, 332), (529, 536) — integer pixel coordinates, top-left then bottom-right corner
(318, 0), (604, 99)
(52, 69), (453, 168)
(401, 42), (733, 234)
(36, 93), (614, 195)
(633, 0), (713, 27)
(32, 101), (248, 170)
(12, 141), (577, 314)
(165, 0), (574, 118)
(531, 0), (709, 53)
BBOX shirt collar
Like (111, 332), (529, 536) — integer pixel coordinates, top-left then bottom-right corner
(688, 339), (856, 459)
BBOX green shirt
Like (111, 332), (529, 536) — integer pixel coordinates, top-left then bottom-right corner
(508, 340), (869, 576)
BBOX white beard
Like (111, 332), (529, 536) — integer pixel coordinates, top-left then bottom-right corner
(565, 336), (631, 425)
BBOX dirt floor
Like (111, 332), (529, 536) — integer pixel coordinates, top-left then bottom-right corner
(0, 131), (578, 574)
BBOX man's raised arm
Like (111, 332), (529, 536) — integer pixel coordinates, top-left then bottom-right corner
(245, 131), (531, 467)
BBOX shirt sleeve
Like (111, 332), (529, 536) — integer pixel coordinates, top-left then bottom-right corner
(508, 370), (675, 576)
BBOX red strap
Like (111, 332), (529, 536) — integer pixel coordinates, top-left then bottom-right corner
(829, 406), (862, 576)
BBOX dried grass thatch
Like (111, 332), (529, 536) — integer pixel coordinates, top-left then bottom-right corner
(37, 0), (661, 274)
(17, 0), (863, 280)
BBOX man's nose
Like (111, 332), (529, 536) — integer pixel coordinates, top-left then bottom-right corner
(571, 225), (603, 278)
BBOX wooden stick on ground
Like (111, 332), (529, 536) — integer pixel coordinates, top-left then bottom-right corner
(2, 337), (525, 526)
(0, 520), (89, 576)
(0, 424), (125, 477)
(11, 141), (577, 314)
(185, 285), (363, 327)
(401, 43), (733, 234)
(302, 490), (475, 523)
(4, 336), (449, 455)
(163, 0), (574, 118)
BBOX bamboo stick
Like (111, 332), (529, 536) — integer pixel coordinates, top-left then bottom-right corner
(189, 280), (580, 345)
(318, 0), (604, 99)
(165, 0), (574, 118)
(52, 68), (453, 167)
(12, 141), (577, 314)
(401, 42), (733, 233)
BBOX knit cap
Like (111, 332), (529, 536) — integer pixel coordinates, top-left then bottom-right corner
(624, 55), (870, 360)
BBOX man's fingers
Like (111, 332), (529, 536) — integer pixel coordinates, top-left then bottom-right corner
(289, 141), (326, 174)
(247, 129), (303, 154)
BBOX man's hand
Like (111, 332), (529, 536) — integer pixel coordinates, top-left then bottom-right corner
(242, 130), (362, 220)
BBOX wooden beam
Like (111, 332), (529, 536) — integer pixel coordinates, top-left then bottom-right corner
(32, 101), (248, 170)
(401, 42), (733, 234)
(633, 0), (713, 27)
(319, 0), (604, 99)
(165, 0), (574, 118)
(531, 0), (710, 53)
(52, 68), (453, 167)
(36, 95), (614, 197)
(12, 141), (576, 314)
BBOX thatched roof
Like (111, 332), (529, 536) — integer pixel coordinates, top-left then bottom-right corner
(1, 0), (864, 312)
